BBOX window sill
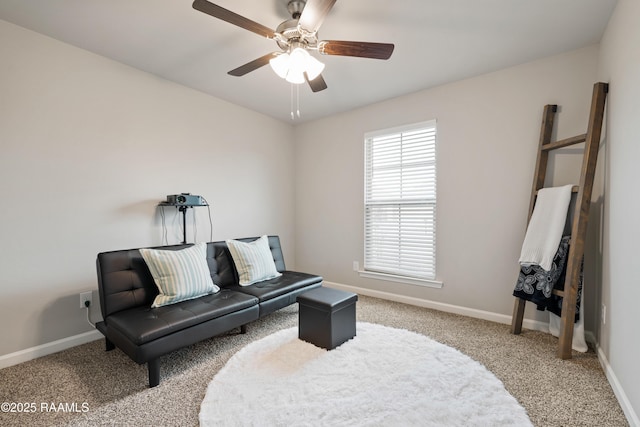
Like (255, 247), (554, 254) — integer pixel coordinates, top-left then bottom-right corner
(358, 270), (443, 289)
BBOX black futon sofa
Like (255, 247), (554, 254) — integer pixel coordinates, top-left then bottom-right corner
(95, 235), (322, 387)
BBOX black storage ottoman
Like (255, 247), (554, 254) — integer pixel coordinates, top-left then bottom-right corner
(297, 287), (358, 350)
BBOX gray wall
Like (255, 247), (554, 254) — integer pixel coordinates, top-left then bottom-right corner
(293, 45), (599, 326)
(597, 0), (640, 422)
(0, 20), (295, 357)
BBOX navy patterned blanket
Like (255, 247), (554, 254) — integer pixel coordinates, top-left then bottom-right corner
(513, 235), (582, 322)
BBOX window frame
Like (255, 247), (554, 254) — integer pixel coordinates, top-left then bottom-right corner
(360, 120), (442, 288)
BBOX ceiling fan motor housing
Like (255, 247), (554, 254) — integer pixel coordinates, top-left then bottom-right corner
(275, 20), (318, 51)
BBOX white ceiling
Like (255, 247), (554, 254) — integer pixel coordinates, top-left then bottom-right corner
(0, 0), (617, 124)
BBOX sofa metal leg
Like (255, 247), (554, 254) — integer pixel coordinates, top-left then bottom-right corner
(148, 359), (160, 388)
(240, 324), (247, 334)
(105, 338), (115, 351)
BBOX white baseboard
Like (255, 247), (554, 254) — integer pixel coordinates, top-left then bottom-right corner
(595, 343), (640, 427)
(0, 329), (102, 370)
(324, 281), (550, 332)
(324, 280), (637, 427)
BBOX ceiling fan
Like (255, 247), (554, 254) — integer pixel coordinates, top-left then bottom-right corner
(192, 0), (395, 93)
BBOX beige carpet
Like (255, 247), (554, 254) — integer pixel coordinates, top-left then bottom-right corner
(199, 323), (533, 426)
(0, 295), (629, 426)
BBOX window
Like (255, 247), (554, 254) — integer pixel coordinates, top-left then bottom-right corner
(363, 120), (438, 285)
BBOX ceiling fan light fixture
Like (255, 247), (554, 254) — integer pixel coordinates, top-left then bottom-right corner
(289, 47), (309, 73)
(285, 48), (307, 84)
(285, 69), (306, 85)
(305, 54), (325, 81)
(272, 47), (325, 84)
(269, 53), (290, 79)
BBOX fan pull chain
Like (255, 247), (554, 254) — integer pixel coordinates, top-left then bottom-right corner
(296, 84), (301, 118)
(290, 84), (301, 120)
(290, 83), (294, 120)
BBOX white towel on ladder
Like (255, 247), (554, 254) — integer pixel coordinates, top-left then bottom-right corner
(519, 185), (573, 271)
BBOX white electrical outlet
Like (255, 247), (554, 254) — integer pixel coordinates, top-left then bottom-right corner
(80, 291), (93, 309)
(353, 261), (359, 272)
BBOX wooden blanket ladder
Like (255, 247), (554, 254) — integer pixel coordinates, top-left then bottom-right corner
(511, 82), (608, 359)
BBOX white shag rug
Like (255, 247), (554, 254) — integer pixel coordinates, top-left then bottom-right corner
(200, 322), (532, 426)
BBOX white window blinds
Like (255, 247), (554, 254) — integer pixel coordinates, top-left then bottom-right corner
(364, 121), (437, 280)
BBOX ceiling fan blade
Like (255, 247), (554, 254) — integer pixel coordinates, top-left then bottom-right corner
(228, 53), (279, 76)
(306, 73), (328, 92)
(192, 0), (275, 39)
(318, 40), (395, 60)
(298, 0), (337, 34)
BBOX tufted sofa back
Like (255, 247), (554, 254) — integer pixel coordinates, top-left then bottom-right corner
(96, 236), (286, 319)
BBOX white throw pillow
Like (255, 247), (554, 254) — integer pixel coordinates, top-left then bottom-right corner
(140, 242), (219, 308)
(226, 235), (282, 286)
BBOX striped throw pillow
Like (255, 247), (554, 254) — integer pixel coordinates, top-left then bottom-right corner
(226, 235), (282, 286)
(140, 242), (219, 308)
